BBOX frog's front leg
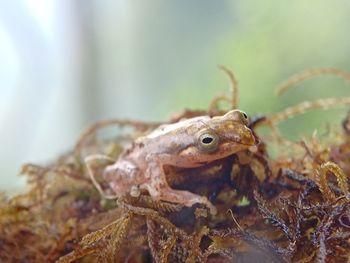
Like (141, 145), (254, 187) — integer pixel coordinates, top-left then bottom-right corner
(103, 159), (144, 197)
(141, 158), (217, 215)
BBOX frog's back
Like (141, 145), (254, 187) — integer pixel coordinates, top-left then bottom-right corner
(133, 116), (210, 155)
(146, 116), (210, 139)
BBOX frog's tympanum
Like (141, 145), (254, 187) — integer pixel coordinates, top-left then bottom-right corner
(102, 110), (257, 214)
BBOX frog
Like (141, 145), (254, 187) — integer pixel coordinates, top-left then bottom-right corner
(86, 109), (257, 215)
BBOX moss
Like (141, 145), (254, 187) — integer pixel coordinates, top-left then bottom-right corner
(1, 68), (350, 262)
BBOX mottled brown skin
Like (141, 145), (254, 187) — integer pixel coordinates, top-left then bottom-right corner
(103, 110), (257, 214)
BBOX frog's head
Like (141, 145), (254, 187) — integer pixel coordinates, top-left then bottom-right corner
(179, 110), (257, 163)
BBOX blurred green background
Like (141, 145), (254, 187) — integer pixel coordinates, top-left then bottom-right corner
(1, 0), (350, 190)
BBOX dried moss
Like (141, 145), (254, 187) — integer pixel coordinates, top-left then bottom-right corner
(1, 68), (350, 263)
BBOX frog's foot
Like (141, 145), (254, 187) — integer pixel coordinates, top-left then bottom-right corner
(145, 185), (217, 215)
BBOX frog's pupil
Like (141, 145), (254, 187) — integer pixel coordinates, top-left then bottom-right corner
(202, 137), (213, 144)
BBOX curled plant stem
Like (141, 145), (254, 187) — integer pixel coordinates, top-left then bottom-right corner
(315, 167), (336, 203)
(208, 94), (231, 115)
(260, 98), (350, 127)
(218, 65), (238, 109)
(322, 162), (349, 196)
(314, 162), (349, 202)
(276, 67), (350, 96)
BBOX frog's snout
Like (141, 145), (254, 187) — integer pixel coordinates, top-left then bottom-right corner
(247, 130), (260, 152)
(251, 130), (261, 146)
(240, 127), (257, 146)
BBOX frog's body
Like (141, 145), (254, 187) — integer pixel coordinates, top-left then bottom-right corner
(102, 110), (256, 214)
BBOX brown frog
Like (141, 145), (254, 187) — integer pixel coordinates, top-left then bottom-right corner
(86, 110), (257, 214)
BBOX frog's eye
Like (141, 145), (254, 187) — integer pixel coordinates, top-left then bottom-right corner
(237, 110), (249, 125)
(198, 131), (219, 153)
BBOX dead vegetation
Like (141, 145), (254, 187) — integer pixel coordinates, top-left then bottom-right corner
(1, 67), (350, 262)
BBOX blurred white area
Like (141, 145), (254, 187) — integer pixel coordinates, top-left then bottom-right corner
(0, 1), (84, 190)
(0, 1), (232, 190)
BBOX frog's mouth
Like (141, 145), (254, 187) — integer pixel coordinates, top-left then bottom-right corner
(236, 134), (260, 153)
(229, 131), (258, 148)
(219, 131), (259, 155)
(221, 141), (254, 152)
